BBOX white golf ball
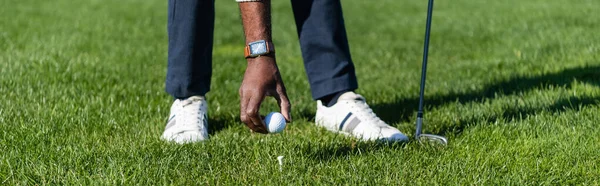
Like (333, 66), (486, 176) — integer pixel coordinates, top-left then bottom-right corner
(264, 112), (286, 133)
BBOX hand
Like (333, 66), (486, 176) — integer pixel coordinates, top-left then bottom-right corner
(239, 56), (292, 134)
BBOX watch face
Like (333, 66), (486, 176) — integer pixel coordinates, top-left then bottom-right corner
(249, 40), (267, 55)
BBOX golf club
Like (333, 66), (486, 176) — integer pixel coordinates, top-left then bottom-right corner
(415, 0), (448, 145)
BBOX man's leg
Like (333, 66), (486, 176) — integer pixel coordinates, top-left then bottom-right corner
(166, 0), (214, 98)
(162, 0), (214, 144)
(290, 0), (358, 102)
(291, 0), (408, 142)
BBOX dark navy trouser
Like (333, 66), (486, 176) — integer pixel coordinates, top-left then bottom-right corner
(166, 0), (358, 100)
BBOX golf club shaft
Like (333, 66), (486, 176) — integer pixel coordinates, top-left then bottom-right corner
(415, 0), (434, 138)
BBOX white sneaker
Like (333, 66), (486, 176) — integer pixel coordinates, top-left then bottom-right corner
(161, 96), (209, 144)
(315, 92), (409, 142)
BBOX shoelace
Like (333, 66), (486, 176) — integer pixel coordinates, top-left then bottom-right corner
(179, 98), (205, 131)
(348, 99), (389, 128)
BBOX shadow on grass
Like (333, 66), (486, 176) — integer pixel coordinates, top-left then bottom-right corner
(208, 117), (232, 135)
(437, 95), (600, 135)
(372, 65), (600, 135)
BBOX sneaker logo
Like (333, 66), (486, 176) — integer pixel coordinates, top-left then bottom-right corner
(344, 117), (361, 133)
(165, 115), (176, 130)
(338, 112), (353, 131)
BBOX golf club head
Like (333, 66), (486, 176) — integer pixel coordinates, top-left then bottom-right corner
(417, 134), (448, 145)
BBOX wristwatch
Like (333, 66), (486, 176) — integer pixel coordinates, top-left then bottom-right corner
(244, 40), (275, 58)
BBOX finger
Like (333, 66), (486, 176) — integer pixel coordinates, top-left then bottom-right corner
(250, 115), (268, 134)
(241, 88), (268, 133)
(246, 94), (268, 134)
(241, 96), (264, 133)
(239, 90), (252, 128)
(273, 87), (292, 123)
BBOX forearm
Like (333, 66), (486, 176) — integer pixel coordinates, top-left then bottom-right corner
(238, 1), (272, 44)
(237, 0), (292, 130)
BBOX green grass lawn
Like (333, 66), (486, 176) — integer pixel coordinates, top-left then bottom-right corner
(1, 0), (599, 184)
